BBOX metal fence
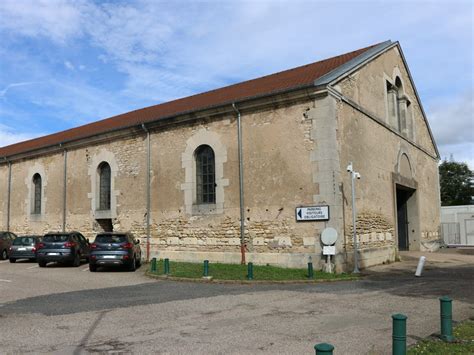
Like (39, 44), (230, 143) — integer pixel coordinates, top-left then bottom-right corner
(441, 222), (461, 245)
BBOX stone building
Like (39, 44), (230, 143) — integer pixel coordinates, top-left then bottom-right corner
(0, 40), (440, 271)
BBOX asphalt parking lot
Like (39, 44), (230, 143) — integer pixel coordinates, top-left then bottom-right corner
(0, 259), (152, 304)
(0, 251), (473, 354)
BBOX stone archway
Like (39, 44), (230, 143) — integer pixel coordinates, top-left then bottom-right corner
(393, 150), (420, 251)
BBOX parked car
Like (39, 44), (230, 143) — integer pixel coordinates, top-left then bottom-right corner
(89, 232), (141, 272)
(9, 235), (42, 262)
(0, 231), (17, 260)
(36, 232), (90, 267)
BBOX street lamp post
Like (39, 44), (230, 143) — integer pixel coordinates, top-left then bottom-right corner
(347, 162), (361, 274)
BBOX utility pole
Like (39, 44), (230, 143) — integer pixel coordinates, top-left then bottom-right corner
(347, 162), (361, 274)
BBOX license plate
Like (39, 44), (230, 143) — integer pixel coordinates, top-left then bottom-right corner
(48, 252), (60, 256)
(18, 248), (26, 251)
(103, 255), (115, 259)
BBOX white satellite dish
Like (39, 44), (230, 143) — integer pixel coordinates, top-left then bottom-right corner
(321, 227), (338, 245)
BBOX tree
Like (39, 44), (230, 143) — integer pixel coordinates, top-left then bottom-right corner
(439, 160), (473, 206)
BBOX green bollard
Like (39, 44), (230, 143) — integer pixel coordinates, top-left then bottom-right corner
(440, 296), (454, 342)
(314, 343), (334, 354)
(151, 257), (157, 272)
(308, 262), (314, 279)
(247, 262), (254, 280)
(392, 313), (407, 355)
(203, 260), (209, 277)
(164, 258), (170, 275)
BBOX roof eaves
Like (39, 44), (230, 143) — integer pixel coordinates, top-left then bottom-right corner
(314, 40), (393, 86)
(0, 83), (324, 162)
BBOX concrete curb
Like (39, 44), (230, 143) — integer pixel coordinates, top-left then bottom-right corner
(144, 271), (361, 284)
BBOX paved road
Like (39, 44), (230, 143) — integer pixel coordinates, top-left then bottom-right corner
(0, 251), (473, 354)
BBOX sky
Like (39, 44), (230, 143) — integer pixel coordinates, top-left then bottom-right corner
(0, 0), (473, 168)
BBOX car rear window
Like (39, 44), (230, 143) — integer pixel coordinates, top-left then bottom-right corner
(43, 235), (70, 242)
(13, 237), (37, 245)
(95, 235), (128, 243)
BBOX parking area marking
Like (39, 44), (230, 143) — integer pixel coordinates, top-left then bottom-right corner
(82, 267), (89, 272)
(27, 265), (39, 269)
(0, 279), (12, 282)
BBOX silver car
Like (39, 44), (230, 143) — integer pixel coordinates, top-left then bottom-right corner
(9, 235), (42, 263)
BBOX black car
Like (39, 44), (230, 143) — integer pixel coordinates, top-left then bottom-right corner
(89, 232), (141, 272)
(36, 232), (90, 267)
(9, 235), (42, 262)
(0, 231), (17, 260)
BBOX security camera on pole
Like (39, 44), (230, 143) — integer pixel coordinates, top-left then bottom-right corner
(347, 162), (361, 274)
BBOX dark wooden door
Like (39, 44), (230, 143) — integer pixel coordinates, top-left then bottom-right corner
(396, 188), (409, 251)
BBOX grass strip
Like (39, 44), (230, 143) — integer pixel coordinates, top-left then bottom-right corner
(408, 319), (474, 354)
(148, 260), (355, 281)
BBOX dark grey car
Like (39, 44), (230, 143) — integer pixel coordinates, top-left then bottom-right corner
(89, 232), (141, 272)
(0, 231), (17, 260)
(9, 235), (42, 262)
(36, 232), (90, 267)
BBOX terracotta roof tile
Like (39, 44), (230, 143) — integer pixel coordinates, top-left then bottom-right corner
(0, 43), (378, 158)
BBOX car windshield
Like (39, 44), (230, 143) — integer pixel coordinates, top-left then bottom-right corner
(43, 235), (70, 242)
(13, 237), (36, 246)
(95, 235), (127, 243)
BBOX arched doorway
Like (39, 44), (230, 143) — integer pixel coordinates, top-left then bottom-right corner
(393, 152), (420, 251)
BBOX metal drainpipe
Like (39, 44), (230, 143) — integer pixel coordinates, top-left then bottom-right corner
(62, 148), (68, 232)
(7, 161), (12, 232)
(141, 123), (151, 262)
(232, 103), (246, 264)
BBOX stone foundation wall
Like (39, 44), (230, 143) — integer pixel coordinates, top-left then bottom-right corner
(345, 211), (395, 250)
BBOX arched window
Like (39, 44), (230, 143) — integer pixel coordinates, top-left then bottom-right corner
(195, 145), (215, 204)
(386, 77), (412, 139)
(98, 162), (111, 210)
(395, 77), (410, 137)
(32, 173), (42, 214)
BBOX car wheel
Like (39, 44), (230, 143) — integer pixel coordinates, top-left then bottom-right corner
(136, 257), (142, 268)
(39, 261), (47, 267)
(89, 264), (97, 272)
(73, 253), (81, 267)
(129, 256), (136, 272)
(9, 258), (16, 263)
(1, 249), (7, 260)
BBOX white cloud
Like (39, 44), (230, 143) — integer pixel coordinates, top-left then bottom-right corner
(84, 1), (174, 64)
(0, 124), (43, 147)
(0, 0), (83, 43)
(428, 91), (474, 146)
(29, 79), (129, 124)
(438, 142), (474, 170)
(0, 82), (40, 97)
(64, 60), (75, 70)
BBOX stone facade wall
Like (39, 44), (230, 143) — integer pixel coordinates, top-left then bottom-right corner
(336, 46), (440, 267)
(144, 99), (323, 266)
(1, 97), (328, 267)
(7, 153), (64, 235)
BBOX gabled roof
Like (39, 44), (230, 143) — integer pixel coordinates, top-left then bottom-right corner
(0, 41), (391, 159)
